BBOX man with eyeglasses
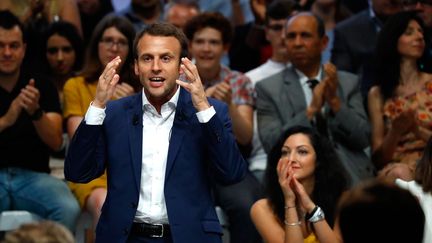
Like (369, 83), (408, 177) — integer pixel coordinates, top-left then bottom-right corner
(245, 0), (297, 184)
(0, 10), (80, 231)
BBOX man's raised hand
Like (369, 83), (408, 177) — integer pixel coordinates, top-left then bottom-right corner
(176, 57), (210, 111)
(93, 56), (121, 108)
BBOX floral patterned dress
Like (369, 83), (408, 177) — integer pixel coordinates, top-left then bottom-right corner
(383, 80), (432, 168)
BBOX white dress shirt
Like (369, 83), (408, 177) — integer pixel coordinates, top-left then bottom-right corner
(84, 86), (216, 224)
(294, 67), (323, 106)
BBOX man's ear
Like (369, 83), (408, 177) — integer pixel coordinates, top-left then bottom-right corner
(320, 34), (329, 53)
(134, 59), (138, 75)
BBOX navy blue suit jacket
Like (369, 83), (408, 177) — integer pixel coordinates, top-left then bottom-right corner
(65, 87), (247, 243)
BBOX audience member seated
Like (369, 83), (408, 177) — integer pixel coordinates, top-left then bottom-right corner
(251, 125), (347, 243)
(42, 21), (84, 107)
(368, 11), (432, 180)
(256, 12), (374, 186)
(164, 1), (199, 30)
(63, 14), (138, 229)
(2, 220), (75, 243)
(395, 136), (432, 243)
(402, 0), (432, 73)
(184, 12), (262, 243)
(331, 0), (403, 98)
(337, 180), (425, 243)
(245, 0), (296, 184)
(310, 0), (352, 63)
(117, 0), (163, 32)
(0, 10), (80, 232)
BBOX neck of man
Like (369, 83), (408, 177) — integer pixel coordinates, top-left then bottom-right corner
(296, 62), (320, 79)
(0, 70), (20, 92)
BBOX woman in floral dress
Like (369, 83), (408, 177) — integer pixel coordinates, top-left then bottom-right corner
(368, 11), (432, 181)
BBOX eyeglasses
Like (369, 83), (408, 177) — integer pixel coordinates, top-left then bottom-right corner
(99, 37), (128, 50)
(46, 46), (74, 54)
(267, 24), (284, 31)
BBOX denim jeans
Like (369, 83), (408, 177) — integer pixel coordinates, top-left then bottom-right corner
(0, 167), (80, 231)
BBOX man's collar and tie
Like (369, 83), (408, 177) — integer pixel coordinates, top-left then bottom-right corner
(295, 68), (329, 138)
(294, 67), (322, 107)
(307, 79), (319, 90)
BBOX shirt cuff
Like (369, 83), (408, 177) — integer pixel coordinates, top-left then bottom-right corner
(84, 103), (106, 125)
(196, 106), (216, 123)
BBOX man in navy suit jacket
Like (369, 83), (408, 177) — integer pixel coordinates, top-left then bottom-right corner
(65, 22), (247, 243)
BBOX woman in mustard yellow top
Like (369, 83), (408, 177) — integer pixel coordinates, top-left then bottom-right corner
(251, 126), (347, 243)
(63, 14), (138, 229)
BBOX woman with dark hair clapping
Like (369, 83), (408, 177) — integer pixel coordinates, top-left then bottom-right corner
(251, 126), (347, 243)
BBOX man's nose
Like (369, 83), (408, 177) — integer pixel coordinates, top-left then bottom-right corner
(57, 50), (64, 61)
(152, 59), (161, 71)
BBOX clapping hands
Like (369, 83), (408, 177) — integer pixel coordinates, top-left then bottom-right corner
(277, 158), (315, 211)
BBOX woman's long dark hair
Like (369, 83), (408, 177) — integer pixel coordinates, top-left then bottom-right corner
(374, 11), (430, 100)
(80, 14), (139, 90)
(265, 126), (348, 227)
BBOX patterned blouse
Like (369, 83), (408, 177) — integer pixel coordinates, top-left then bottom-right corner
(203, 65), (255, 107)
(383, 80), (432, 167)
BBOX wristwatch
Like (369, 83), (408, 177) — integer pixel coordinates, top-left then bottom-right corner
(30, 108), (44, 121)
(307, 206), (325, 223)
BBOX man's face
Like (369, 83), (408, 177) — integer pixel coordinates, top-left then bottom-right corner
(0, 26), (26, 76)
(266, 18), (289, 59)
(134, 34), (181, 106)
(188, 27), (227, 72)
(403, 0), (432, 28)
(166, 4), (199, 30)
(284, 15), (327, 71)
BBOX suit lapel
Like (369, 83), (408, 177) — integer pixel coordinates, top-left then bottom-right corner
(165, 88), (193, 179)
(126, 94), (144, 191)
(283, 68), (307, 115)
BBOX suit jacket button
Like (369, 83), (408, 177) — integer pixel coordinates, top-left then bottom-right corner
(131, 202), (137, 208)
(123, 228), (129, 235)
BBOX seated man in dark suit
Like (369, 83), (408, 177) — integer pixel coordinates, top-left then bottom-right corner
(65, 22), (247, 243)
(331, 0), (403, 97)
(256, 12), (374, 186)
